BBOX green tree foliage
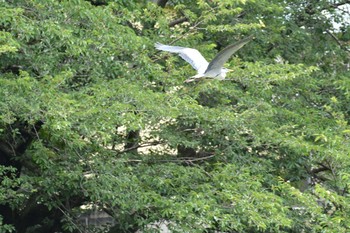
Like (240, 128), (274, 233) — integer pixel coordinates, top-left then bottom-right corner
(0, 0), (349, 232)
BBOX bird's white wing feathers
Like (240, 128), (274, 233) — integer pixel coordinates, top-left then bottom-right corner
(155, 43), (209, 73)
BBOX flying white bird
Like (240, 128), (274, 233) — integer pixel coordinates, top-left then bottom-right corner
(155, 36), (253, 82)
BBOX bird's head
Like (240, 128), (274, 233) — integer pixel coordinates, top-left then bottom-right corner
(220, 68), (233, 78)
(222, 68), (233, 73)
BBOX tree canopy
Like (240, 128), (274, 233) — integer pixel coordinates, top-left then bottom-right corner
(0, 0), (349, 232)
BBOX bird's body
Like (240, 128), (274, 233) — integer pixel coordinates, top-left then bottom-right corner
(155, 36), (253, 82)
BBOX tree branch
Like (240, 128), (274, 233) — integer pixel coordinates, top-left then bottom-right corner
(311, 166), (330, 174)
(305, 1), (350, 15)
(330, 1), (350, 8)
(115, 141), (163, 154)
(326, 29), (350, 53)
(168, 17), (188, 27)
(125, 154), (215, 164)
(311, 163), (331, 174)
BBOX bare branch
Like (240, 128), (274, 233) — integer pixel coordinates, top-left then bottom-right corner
(116, 141), (163, 154)
(169, 19), (204, 45)
(306, 1), (350, 15)
(168, 17), (188, 27)
(311, 166), (330, 174)
(330, 1), (350, 8)
(326, 29), (350, 53)
(57, 205), (84, 233)
(125, 154), (216, 164)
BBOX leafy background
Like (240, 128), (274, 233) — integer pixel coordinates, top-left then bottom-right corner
(0, 0), (349, 232)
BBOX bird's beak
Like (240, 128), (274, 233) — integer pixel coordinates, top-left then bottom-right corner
(227, 69), (233, 72)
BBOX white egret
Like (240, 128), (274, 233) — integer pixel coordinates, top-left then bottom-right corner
(155, 35), (253, 82)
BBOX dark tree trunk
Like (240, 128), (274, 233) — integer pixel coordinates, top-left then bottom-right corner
(124, 130), (140, 151)
(0, 120), (44, 230)
(156, 0), (168, 8)
(177, 145), (197, 158)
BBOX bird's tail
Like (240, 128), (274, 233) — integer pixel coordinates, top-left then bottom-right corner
(184, 73), (205, 83)
(184, 78), (197, 83)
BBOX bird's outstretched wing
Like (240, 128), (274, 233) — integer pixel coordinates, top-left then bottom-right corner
(205, 35), (253, 73)
(155, 43), (209, 73)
